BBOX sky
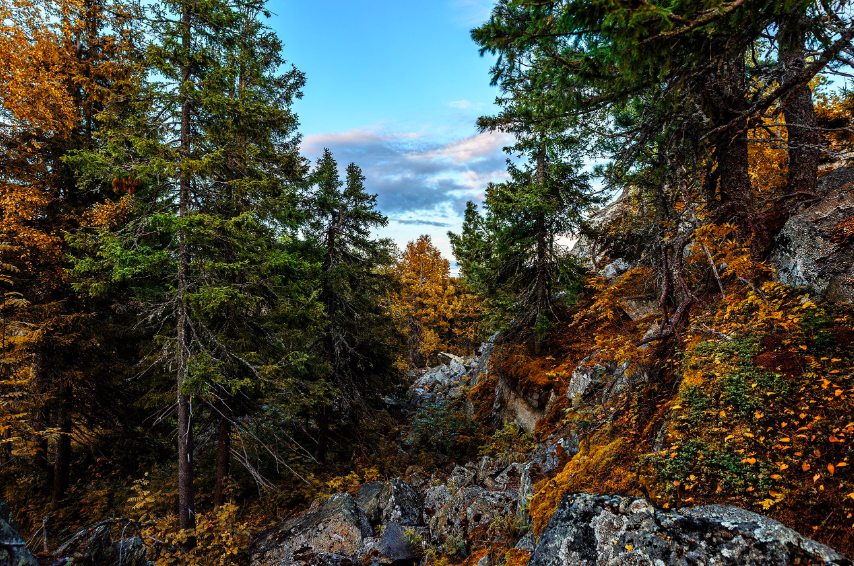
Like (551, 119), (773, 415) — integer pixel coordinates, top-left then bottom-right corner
(268, 0), (511, 262)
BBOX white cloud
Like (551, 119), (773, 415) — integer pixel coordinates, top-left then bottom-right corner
(448, 0), (494, 27)
(300, 124), (512, 258)
(447, 99), (486, 110)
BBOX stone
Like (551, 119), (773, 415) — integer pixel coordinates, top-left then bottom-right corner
(423, 485), (452, 520)
(566, 354), (628, 407)
(360, 522), (418, 565)
(250, 493), (372, 566)
(54, 522), (147, 566)
(429, 487), (518, 544)
(356, 482), (386, 525)
(770, 166), (854, 303)
(529, 493), (851, 566)
(0, 502), (36, 566)
(377, 479), (424, 527)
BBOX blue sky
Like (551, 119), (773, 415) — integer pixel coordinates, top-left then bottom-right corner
(268, 0), (511, 261)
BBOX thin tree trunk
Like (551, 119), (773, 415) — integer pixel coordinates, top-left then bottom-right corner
(779, 12), (819, 197)
(52, 388), (72, 505)
(315, 404), (329, 463)
(31, 353), (50, 474)
(534, 145), (548, 355)
(214, 409), (231, 509)
(177, 2), (196, 542)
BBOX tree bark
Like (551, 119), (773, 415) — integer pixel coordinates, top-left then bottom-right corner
(214, 409), (231, 509)
(534, 145), (548, 355)
(315, 404), (329, 463)
(177, 1), (196, 543)
(779, 12), (819, 197)
(52, 388), (72, 505)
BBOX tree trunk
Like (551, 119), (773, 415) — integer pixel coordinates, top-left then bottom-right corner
(779, 12), (819, 197)
(31, 354), (50, 475)
(177, 2), (196, 543)
(52, 389), (72, 505)
(708, 58), (759, 256)
(534, 145), (548, 355)
(214, 410), (231, 509)
(315, 404), (329, 463)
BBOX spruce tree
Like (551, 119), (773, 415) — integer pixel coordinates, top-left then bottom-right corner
(302, 150), (397, 462)
(66, 0), (306, 535)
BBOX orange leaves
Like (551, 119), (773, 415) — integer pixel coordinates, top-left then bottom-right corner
(391, 235), (482, 366)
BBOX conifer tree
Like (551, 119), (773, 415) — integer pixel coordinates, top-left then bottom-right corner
(66, 0), (306, 535)
(302, 151), (397, 462)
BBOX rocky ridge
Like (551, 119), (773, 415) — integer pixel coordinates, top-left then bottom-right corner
(249, 335), (851, 566)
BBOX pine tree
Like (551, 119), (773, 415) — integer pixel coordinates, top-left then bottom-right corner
(66, 0), (306, 536)
(302, 151), (397, 462)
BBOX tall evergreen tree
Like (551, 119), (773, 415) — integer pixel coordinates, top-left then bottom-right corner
(302, 150), (397, 462)
(66, 0), (306, 535)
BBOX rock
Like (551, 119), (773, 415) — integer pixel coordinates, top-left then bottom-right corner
(356, 482), (386, 525)
(0, 502), (36, 566)
(566, 354), (628, 407)
(423, 485), (452, 520)
(515, 533), (536, 553)
(377, 479), (423, 527)
(529, 493), (851, 566)
(471, 340), (494, 387)
(360, 522), (418, 565)
(54, 522), (147, 566)
(429, 488), (518, 544)
(449, 465), (477, 489)
(250, 493), (372, 566)
(770, 166), (854, 302)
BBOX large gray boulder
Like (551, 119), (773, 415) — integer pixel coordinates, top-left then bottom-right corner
(770, 166), (854, 302)
(54, 520), (147, 566)
(530, 493), (850, 566)
(0, 502), (36, 566)
(250, 493), (372, 566)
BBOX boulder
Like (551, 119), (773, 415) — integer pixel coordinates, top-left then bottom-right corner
(376, 479), (423, 527)
(566, 354), (628, 408)
(250, 493), (372, 566)
(429, 487), (518, 544)
(530, 493), (851, 566)
(423, 485), (452, 521)
(55, 522), (147, 566)
(0, 501), (36, 566)
(360, 522), (418, 565)
(355, 482), (386, 525)
(770, 166), (854, 303)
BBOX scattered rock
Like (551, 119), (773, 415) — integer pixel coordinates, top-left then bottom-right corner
(770, 166), (854, 303)
(360, 522), (418, 565)
(0, 501), (36, 566)
(54, 522), (147, 566)
(566, 354), (628, 407)
(376, 479), (423, 527)
(250, 493), (372, 566)
(530, 493), (851, 566)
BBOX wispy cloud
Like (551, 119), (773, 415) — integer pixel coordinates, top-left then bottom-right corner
(448, 99), (485, 110)
(448, 0), (494, 27)
(301, 126), (512, 216)
(395, 219), (453, 227)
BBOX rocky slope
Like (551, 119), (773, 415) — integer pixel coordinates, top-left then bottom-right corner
(248, 337), (852, 566)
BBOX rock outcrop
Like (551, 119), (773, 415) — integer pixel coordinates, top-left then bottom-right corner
(0, 502), (36, 566)
(770, 166), (854, 303)
(531, 493), (851, 566)
(55, 522), (148, 566)
(250, 493), (374, 566)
